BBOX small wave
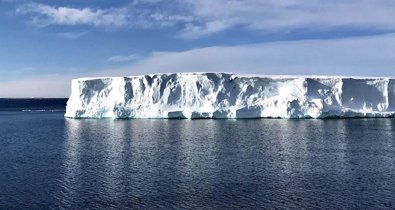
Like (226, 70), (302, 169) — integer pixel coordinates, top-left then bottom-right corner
(22, 109), (66, 112)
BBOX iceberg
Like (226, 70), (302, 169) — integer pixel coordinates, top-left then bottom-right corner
(65, 73), (395, 119)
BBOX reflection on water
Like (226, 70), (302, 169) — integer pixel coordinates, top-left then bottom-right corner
(1, 113), (395, 209)
(57, 118), (395, 209)
(59, 119), (82, 207)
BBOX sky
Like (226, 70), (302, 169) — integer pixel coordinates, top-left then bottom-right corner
(1, 0), (395, 97)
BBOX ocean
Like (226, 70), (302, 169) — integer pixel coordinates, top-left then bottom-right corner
(1, 99), (395, 209)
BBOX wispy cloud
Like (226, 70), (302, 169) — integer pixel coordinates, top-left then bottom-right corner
(16, 3), (129, 28)
(179, 0), (395, 39)
(2, 33), (395, 97)
(129, 34), (395, 76)
(15, 1), (190, 29)
(107, 54), (139, 63)
(56, 31), (88, 39)
(15, 0), (395, 39)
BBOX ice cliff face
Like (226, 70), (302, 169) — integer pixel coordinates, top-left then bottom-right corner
(65, 73), (395, 119)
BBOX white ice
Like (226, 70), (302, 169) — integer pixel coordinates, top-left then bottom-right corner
(65, 73), (395, 119)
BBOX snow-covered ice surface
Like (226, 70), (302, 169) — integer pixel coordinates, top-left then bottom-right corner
(65, 73), (395, 119)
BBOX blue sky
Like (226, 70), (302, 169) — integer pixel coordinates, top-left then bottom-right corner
(1, 0), (395, 97)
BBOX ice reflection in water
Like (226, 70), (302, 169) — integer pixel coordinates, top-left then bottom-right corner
(59, 119), (83, 208)
(54, 118), (395, 209)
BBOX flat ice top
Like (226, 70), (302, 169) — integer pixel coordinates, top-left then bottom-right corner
(66, 72), (395, 119)
(73, 72), (395, 81)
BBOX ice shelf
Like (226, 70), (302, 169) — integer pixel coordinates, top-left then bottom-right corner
(65, 73), (395, 119)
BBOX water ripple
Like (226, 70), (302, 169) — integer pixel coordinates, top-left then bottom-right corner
(1, 114), (395, 209)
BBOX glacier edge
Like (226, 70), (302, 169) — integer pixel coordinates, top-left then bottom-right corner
(65, 73), (395, 119)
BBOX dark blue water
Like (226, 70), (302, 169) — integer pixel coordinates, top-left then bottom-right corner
(1, 99), (395, 209)
(0, 98), (67, 111)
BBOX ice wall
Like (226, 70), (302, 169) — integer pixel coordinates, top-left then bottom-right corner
(65, 73), (395, 119)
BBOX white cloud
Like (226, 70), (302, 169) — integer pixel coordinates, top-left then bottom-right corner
(180, 0), (395, 38)
(2, 34), (395, 97)
(16, 3), (129, 28)
(129, 34), (395, 76)
(107, 54), (139, 63)
(15, 1), (191, 29)
(16, 0), (395, 38)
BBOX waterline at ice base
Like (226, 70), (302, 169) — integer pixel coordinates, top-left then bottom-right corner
(65, 73), (395, 119)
